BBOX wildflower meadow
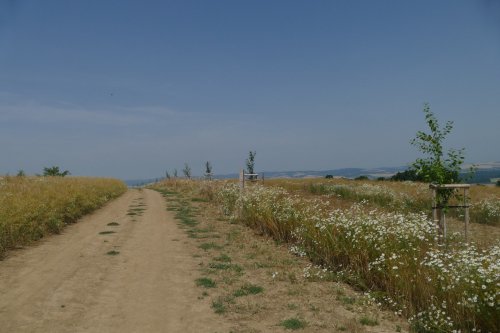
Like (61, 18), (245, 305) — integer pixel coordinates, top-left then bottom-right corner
(189, 180), (499, 333)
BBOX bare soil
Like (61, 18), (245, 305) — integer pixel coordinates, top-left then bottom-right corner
(0, 189), (229, 332)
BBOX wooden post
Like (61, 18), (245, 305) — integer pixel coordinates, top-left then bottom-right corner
(440, 209), (446, 239)
(432, 187), (438, 227)
(262, 172), (265, 184)
(239, 169), (245, 191)
(464, 187), (469, 243)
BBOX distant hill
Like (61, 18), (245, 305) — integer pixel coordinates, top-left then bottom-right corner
(465, 162), (500, 184)
(214, 162), (500, 183)
(217, 166), (406, 180)
(125, 162), (500, 186)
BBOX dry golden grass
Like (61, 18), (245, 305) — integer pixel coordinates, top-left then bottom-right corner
(0, 176), (126, 257)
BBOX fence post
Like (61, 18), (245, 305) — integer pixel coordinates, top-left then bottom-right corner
(464, 187), (469, 243)
(440, 208), (446, 239)
(432, 187), (438, 227)
(239, 169), (245, 191)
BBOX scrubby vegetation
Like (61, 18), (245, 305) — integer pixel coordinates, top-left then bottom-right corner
(291, 178), (500, 226)
(174, 179), (499, 333)
(0, 176), (126, 257)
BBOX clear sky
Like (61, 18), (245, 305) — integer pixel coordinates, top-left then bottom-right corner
(1, 1), (499, 179)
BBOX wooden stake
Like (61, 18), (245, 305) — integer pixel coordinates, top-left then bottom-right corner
(464, 188), (469, 243)
(239, 169), (245, 191)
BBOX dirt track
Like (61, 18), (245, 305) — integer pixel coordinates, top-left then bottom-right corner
(0, 189), (228, 332)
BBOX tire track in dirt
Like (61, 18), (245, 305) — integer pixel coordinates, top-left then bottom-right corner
(0, 189), (228, 332)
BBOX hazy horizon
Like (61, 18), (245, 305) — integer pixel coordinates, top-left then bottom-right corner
(1, 1), (499, 179)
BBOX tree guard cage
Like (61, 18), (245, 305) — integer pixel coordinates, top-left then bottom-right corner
(239, 169), (263, 190)
(429, 183), (470, 242)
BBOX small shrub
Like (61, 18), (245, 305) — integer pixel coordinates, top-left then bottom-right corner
(280, 317), (307, 330)
(233, 283), (263, 297)
(214, 254), (231, 262)
(209, 262), (232, 270)
(359, 316), (378, 326)
(195, 277), (216, 288)
(99, 231), (116, 235)
(43, 166), (70, 177)
(212, 299), (226, 314)
(199, 242), (222, 250)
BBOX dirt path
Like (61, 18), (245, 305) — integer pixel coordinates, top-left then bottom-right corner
(0, 189), (228, 332)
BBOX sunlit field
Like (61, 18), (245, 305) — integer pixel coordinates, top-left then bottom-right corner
(162, 178), (499, 333)
(0, 176), (126, 257)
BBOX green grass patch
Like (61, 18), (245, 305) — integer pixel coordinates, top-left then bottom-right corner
(106, 250), (120, 255)
(191, 197), (208, 202)
(214, 254), (231, 262)
(195, 277), (216, 288)
(187, 229), (219, 239)
(199, 242), (223, 251)
(157, 189), (178, 196)
(209, 262), (232, 270)
(99, 231), (116, 235)
(337, 295), (356, 305)
(107, 222), (120, 226)
(359, 316), (378, 326)
(280, 317), (307, 330)
(233, 283), (263, 297)
(211, 299), (226, 314)
(175, 206), (198, 227)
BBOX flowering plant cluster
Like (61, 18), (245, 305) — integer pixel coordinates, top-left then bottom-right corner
(308, 181), (500, 226)
(470, 199), (500, 225)
(211, 183), (499, 332)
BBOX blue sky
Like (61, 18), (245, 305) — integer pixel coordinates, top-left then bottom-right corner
(1, 1), (499, 179)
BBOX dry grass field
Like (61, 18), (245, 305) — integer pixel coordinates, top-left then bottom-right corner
(0, 176), (126, 257)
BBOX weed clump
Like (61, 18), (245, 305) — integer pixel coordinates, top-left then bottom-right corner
(195, 277), (216, 288)
(211, 298), (226, 314)
(233, 283), (263, 297)
(199, 242), (222, 251)
(280, 317), (307, 330)
(99, 231), (116, 235)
